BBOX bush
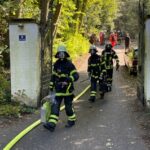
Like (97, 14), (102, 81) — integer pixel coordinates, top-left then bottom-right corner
(53, 33), (89, 61)
(0, 103), (36, 117)
(0, 103), (20, 117)
(65, 33), (89, 59)
(0, 74), (11, 104)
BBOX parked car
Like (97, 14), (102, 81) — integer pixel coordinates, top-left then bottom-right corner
(124, 47), (138, 76)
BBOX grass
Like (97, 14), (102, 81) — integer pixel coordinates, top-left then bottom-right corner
(0, 102), (36, 118)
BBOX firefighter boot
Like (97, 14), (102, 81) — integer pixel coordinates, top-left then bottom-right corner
(65, 120), (75, 128)
(88, 96), (95, 102)
(43, 122), (55, 132)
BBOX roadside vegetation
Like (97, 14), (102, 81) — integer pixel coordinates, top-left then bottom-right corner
(0, 0), (139, 117)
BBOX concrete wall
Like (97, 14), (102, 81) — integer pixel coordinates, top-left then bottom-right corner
(9, 22), (41, 107)
(144, 19), (150, 107)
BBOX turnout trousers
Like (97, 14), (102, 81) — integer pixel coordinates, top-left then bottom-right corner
(90, 78), (99, 101)
(48, 95), (76, 126)
(106, 68), (113, 92)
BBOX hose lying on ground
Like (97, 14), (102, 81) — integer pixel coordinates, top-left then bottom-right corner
(3, 85), (90, 150)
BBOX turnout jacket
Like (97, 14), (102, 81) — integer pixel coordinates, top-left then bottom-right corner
(88, 54), (106, 79)
(50, 58), (79, 96)
(101, 49), (119, 69)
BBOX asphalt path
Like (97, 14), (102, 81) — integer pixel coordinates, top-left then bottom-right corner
(1, 45), (149, 150)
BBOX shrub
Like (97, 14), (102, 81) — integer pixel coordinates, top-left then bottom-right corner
(65, 33), (89, 60)
(53, 33), (89, 61)
(0, 103), (20, 117)
(0, 74), (11, 104)
(0, 103), (36, 117)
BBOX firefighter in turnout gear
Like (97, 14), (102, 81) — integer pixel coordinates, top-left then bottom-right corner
(88, 45), (107, 102)
(101, 44), (119, 91)
(43, 45), (79, 132)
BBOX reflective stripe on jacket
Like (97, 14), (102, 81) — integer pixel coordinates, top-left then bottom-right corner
(101, 49), (119, 69)
(88, 54), (106, 79)
(50, 59), (79, 96)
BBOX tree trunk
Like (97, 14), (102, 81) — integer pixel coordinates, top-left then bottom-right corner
(39, 0), (62, 99)
(78, 0), (88, 31)
(45, 3), (62, 40)
(74, 0), (88, 33)
(16, 0), (25, 18)
(40, 0), (51, 100)
(72, 0), (81, 33)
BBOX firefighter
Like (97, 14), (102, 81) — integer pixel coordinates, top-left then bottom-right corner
(89, 33), (97, 45)
(99, 32), (105, 45)
(124, 33), (131, 52)
(43, 45), (79, 132)
(101, 44), (119, 91)
(109, 32), (117, 47)
(88, 45), (106, 102)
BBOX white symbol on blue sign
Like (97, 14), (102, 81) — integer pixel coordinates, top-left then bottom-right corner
(19, 35), (26, 41)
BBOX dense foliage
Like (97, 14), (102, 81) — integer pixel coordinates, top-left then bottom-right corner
(0, 0), (140, 116)
(114, 0), (139, 39)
